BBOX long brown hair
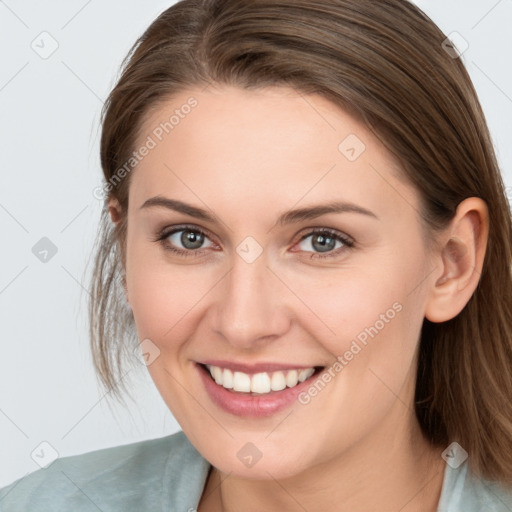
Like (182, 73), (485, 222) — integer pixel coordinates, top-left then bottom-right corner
(89, 0), (512, 485)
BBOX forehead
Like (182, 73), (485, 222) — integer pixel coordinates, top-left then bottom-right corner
(130, 85), (419, 223)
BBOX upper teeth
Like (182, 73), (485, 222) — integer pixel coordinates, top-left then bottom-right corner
(206, 365), (315, 394)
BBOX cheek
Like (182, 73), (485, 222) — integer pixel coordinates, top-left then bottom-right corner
(286, 254), (428, 410)
(125, 237), (216, 347)
(127, 266), (197, 340)
(288, 264), (427, 451)
(288, 264), (415, 347)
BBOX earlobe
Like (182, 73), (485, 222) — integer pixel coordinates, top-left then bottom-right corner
(425, 198), (489, 323)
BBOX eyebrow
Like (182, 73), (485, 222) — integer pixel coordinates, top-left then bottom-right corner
(139, 196), (378, 226)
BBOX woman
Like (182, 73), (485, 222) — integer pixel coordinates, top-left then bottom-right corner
(2, 0), (512, 510)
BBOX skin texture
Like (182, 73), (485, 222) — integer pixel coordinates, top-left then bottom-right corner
(109, 85), (489, 511)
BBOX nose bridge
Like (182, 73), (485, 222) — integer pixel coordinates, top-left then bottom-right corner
(215, 245), (288, 347)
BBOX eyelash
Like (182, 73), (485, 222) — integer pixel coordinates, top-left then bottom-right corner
(153, 224), (355, 260)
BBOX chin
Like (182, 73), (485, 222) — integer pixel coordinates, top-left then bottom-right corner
(204, 444), (313, 480)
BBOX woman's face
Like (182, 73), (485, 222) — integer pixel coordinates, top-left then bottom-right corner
(122, 85), (437, 478)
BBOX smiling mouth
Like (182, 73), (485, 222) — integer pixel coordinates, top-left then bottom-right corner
(199, 363), (324, 395)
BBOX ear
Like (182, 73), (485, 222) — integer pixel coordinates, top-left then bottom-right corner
(108, 196), (123, 226)
(107, 197), (130, 305)
(424, 197), (489, 323)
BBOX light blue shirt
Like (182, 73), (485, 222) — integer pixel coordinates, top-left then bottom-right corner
(1, 430), (511, 511)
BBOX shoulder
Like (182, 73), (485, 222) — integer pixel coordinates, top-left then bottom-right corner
(0, 430), (211, 512)
(438, 459), (512, 511)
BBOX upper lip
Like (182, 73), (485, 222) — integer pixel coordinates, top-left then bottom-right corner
(198, 360), (323, 374)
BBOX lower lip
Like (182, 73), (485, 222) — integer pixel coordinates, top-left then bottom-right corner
(197, 364), (320, 417)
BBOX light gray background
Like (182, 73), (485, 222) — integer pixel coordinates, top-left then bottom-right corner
(1, 0), (511, 488)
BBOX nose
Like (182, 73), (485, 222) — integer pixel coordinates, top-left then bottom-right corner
(212, 248), (290, 350)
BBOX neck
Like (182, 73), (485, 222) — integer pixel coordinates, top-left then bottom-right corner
(198, 410), (446, 512)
